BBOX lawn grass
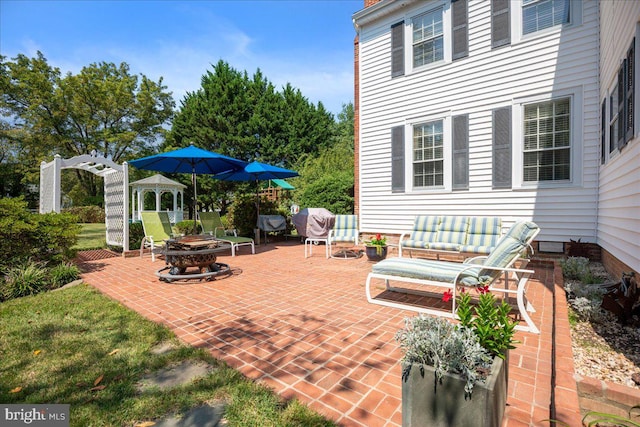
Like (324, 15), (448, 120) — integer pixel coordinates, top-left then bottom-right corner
(0, 284), (335, 427)
(73, 223), (106, 250)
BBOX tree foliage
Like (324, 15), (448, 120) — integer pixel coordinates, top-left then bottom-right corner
(168, 60), (336, 213)
(293, 103), (355, 214)
(0, 52), (175, 202)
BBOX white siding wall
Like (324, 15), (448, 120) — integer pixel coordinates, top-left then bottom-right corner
(599, 1), (640, 271)
(356, 0), (600, 244)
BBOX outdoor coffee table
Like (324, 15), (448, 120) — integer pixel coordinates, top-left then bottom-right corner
(155, 235), (232, 282)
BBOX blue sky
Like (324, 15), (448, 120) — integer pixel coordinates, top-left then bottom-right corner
(0, 0), (363, 116)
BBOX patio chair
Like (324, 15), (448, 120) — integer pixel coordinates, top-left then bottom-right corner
(140, 211), (173, 262)
(328, 215), (360, 258)
(365, 220), (541, 333)
(199, 211), (255, 257)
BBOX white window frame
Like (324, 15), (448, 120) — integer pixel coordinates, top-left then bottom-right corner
(403, 0), (451, 74)
(404, 113), (452, 193)
(513, 88), (583, 189)
(512, 0), (582, 44)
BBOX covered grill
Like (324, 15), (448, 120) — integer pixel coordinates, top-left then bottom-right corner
(292, 208), (335, 239)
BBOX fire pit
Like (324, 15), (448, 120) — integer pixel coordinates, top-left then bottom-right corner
(155, 235), (232, 282)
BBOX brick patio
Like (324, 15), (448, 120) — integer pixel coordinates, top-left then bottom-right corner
(78, 240), (582, 427)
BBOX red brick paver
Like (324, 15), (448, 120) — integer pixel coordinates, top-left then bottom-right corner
(78, 241), (581, 427)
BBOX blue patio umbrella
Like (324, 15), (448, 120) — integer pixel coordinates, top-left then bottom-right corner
(129, 144), (247, 232)
(214, 160), (298, 222)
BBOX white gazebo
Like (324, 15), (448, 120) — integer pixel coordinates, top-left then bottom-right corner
(130, 174), (186, 224)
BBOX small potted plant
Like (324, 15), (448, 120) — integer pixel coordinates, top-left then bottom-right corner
(396, 286), (517, 427)
(365, 233), (388, 261)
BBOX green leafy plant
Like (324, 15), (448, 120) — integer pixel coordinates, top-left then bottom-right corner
(49, 262), (81, 290)
(453, 286), (518, 359)
(560, 256), (590, 280)
(174, 220), (199, 235)
(63, 206), (105, 223)
(0, 197), (81, 269)
(366, 233), (387, 255)
(2, 259), (48, 300)
(395, 314), (492, 395)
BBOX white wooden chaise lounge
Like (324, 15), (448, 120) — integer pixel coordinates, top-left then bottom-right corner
(365, 221), (541, 333)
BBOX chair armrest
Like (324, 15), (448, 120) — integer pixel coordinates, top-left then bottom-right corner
(463, 256), (487, 265)
(398, 232), (410, 257)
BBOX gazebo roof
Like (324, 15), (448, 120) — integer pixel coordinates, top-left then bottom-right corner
(129, 174), (186, 189)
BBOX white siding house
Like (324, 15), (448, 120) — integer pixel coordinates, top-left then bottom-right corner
(598, 1), (640, 274)
(353, 0), (639, 273)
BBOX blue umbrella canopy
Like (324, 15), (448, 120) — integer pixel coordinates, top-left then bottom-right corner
(213, 160), (298, 181)
(129, 145), (247, 175)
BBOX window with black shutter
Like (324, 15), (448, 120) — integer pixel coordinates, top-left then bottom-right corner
(624, 40), (635, 145)
(601, 99), (606, 164)
(492, 107), (512, 189)
(452, 0), (468, 60)
(491, 0), (510, 48)
(452, 114), (469, 189)
(391, 22), (404, 77)
(617, 63), (626, 149)
(391, 126), (405, 192)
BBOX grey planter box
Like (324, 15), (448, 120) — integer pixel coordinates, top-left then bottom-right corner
(402, 356), (507, 427)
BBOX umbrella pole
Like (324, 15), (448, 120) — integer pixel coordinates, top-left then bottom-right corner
(192, 170), (198, 235)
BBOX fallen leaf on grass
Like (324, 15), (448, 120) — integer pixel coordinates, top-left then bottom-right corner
(93, 374), (104, 386)
(9, 387), (22, 393)
(76, 382), (88, 388)
(135, 422), (156, 427)
(107, 349), (119, 356)
(112, 374), (124, 381)
(33, 350), (41, 356)
(90, 385), (106, 391)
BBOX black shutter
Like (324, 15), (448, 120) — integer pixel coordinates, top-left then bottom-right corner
(491, 0), (510, 48)
(391, 22), (404, 77)
(625, 39), (635, 145)
(452, 114), (469, 190)
(452, 0), (468, 60)
(601, 99), (606, 164)
(492, 107), (512, 189)
(391, 126), (405, 192)
(618, 62), (626, 149)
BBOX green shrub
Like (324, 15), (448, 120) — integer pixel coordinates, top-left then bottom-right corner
(129, 221), (144, 250)
(560, 256), (590, 280)
(0, 197), (81, 269)
(49, 262), (80, 290)
(174, 220), (199, 235)
(295, 171), (354, 214)
(228, 193), (279, 238)
(2, 260), (48, 300)
(63, 206), (105, 223)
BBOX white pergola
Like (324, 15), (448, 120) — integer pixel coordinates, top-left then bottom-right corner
(129, 174), (186, 224)
(40, 152), (129, 252)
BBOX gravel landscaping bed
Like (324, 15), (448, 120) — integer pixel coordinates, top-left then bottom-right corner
(565, 262), (640, 389)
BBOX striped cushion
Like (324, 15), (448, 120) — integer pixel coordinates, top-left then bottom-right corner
(372, 257), (483, 286)
(465, 217), (502, 248)
(479, 221), (539, 279)
(330, 215), (358, 243)
(428, 242), (462, 251)
(435, 216), (469, 245)
(410, 215), (441, 243)
(459, 244), (494, 255)
(403, 239), (430, 249)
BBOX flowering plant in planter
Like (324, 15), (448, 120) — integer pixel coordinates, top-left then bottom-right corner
(366, 233), (387, 255)
(396, 286), (518, 395)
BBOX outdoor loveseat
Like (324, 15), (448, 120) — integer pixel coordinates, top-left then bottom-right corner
(398, 215), (505, 257)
